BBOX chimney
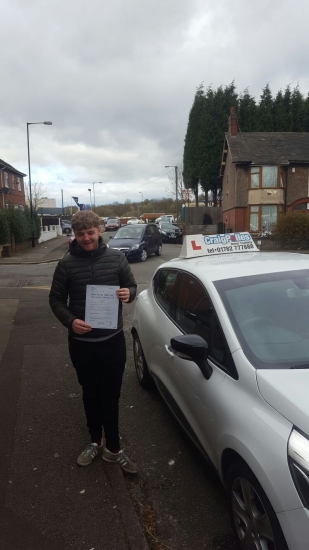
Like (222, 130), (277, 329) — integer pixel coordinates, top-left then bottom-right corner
(228, 106), (238, 136)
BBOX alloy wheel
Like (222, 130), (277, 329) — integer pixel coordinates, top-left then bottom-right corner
(140, 249), (147, 261)
(231, 476), (275, 549)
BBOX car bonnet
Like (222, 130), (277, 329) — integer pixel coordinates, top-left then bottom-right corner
(256, 369), (309, 435)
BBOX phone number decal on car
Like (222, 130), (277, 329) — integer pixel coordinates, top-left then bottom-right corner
(205, 243), (255, 254)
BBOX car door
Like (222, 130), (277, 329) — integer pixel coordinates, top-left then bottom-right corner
(159, 271), (236, 466)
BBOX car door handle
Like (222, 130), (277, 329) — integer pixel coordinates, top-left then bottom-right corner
(165, 345), (174, 358)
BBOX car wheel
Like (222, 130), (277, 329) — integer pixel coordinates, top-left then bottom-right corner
(155, 244), (162, 256)
(227, 461), (288, 550)
(140, 248), (148, 262)
(133, 333), (153, 389)
(63, 228), (70, 234)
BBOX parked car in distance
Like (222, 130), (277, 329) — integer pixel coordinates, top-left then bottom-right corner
(132, 232), (309, 550)
(127, 218), (142, 225)
(155, 215), (174, 224)
(158, 221), (183, 243)
(62, 220), (72, 234)
(108, 223), (162, 262)
(105, 218), (121, 231)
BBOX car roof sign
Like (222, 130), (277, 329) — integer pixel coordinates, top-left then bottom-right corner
(179, 232), (259, 258)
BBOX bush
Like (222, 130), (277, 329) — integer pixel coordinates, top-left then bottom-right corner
(2, 205), (41, 244)
(0, 210), (10, 244)
(272, 211), (309, 246)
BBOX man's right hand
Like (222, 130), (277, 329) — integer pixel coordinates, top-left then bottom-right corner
(72, 319), (92, 334)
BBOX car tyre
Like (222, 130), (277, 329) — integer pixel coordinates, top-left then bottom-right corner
(133, 333), (153, 389)
(227, 461), (288, 550)
(140, 248), (148, 262)
(63, 227), (71, 234)
(155, 244), (162, 256)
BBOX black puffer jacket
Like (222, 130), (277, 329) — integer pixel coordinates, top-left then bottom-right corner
(49, 237), (137, 340)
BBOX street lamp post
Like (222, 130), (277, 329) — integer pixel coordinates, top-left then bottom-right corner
(27, 121), (52, 247)
(165, 165), (178, 221)
(139, 192), (143, 219)
(92, 182), (102, 213)
(88, 189), (92, 210)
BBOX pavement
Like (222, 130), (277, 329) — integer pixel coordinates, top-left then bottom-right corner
(0, 236), (150, 550)
(0, 235), (71, 265)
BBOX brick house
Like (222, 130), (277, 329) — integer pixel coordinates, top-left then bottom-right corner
(0, 159), (27, 210)
(220, 108), (309, 233)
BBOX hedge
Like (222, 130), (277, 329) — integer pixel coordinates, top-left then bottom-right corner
(272, 211), (309, 246)
(0, 205), (41, 245)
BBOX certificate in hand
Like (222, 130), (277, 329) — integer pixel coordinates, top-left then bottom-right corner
(85, 285), (120, 329)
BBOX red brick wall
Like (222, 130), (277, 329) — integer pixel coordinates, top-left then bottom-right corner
(1, 170), (26, 209)
(285, 165), (309, 206)
(222, 207), (246, 232)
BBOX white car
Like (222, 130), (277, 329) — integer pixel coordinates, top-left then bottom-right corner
(127, 218), (142, 225)
(131, 232), (309, 550)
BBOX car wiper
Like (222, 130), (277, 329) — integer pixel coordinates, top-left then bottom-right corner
(290, 364), (309, 369)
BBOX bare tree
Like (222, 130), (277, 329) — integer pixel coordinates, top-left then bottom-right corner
(165, 163), (185, 201)
(25, 182), (47, 210)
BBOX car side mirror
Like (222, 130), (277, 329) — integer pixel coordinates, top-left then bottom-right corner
(109, 235), (113, 239)
(170, 334), (213, 380)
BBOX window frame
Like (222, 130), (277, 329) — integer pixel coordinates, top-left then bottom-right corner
(4, 172), (9, 188)
(249, 204), (283, 232)
(153, 268), (237, 378)
(249, 166), (280, 189)
(17, 178), (21, 191)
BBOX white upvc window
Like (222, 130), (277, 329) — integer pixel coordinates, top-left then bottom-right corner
(18, 204), (24, 211)
(17, 177), (21, 191)
(12, 175), (15, 189)
(4, 172), (9, 187)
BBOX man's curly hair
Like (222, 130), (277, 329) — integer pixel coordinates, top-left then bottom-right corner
(72, 211), (101, 231)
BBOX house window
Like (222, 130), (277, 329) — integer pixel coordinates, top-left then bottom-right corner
(250, 206), (259, 231)
(261, 205), (277, 230)
(250, 167), (260, 188)
(4, 172), (9, 187)
(250, 166), (279, 189)
(12, 175), (15, 189)
(18, 204), (24, 211)
(17, 178), (21, 191)
(250, 205), (282, 232)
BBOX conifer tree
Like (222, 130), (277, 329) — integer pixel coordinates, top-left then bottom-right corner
(183, 83), (205, 199)
(291, 85), (306, 131)
(238, 88), (259, 131)
(258, 84), (273, 130)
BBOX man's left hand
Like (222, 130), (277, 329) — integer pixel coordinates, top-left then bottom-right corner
(116, 288), (130, 303)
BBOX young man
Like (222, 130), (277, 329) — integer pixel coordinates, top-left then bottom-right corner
(49, 211), (138, 473)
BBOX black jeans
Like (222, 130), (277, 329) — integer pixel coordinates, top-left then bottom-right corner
(69, 331), (126, 450)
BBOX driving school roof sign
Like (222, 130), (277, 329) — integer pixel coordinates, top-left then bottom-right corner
(179, 232), (259, 258)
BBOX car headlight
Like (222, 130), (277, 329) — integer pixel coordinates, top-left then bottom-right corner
(130, 244), (140, 251)
(161, 231), (167, 235)
(288, 429), (309, 508)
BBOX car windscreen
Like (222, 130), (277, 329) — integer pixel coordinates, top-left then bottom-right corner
(214, 269), (309, 369)
(161, 223), (177, 229)
(113, 227), (143, 239)
(107, 219), (118, 223)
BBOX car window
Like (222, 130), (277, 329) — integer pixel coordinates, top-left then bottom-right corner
(154, 269), (180, 318)
(175, 273), (237, 377)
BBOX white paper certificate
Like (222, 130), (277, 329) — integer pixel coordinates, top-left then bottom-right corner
(85, 285), (120, 329)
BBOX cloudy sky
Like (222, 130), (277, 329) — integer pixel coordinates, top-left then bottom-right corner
(1, 0), (308, 208)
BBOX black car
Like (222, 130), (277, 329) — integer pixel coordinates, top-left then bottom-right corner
(158, 222), (182, 243)
(108, 224), (162, 262)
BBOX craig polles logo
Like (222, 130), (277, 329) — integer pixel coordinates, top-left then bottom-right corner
(204, 233), (251, 245)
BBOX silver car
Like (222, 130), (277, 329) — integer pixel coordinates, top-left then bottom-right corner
(132, 233), (309, 550)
